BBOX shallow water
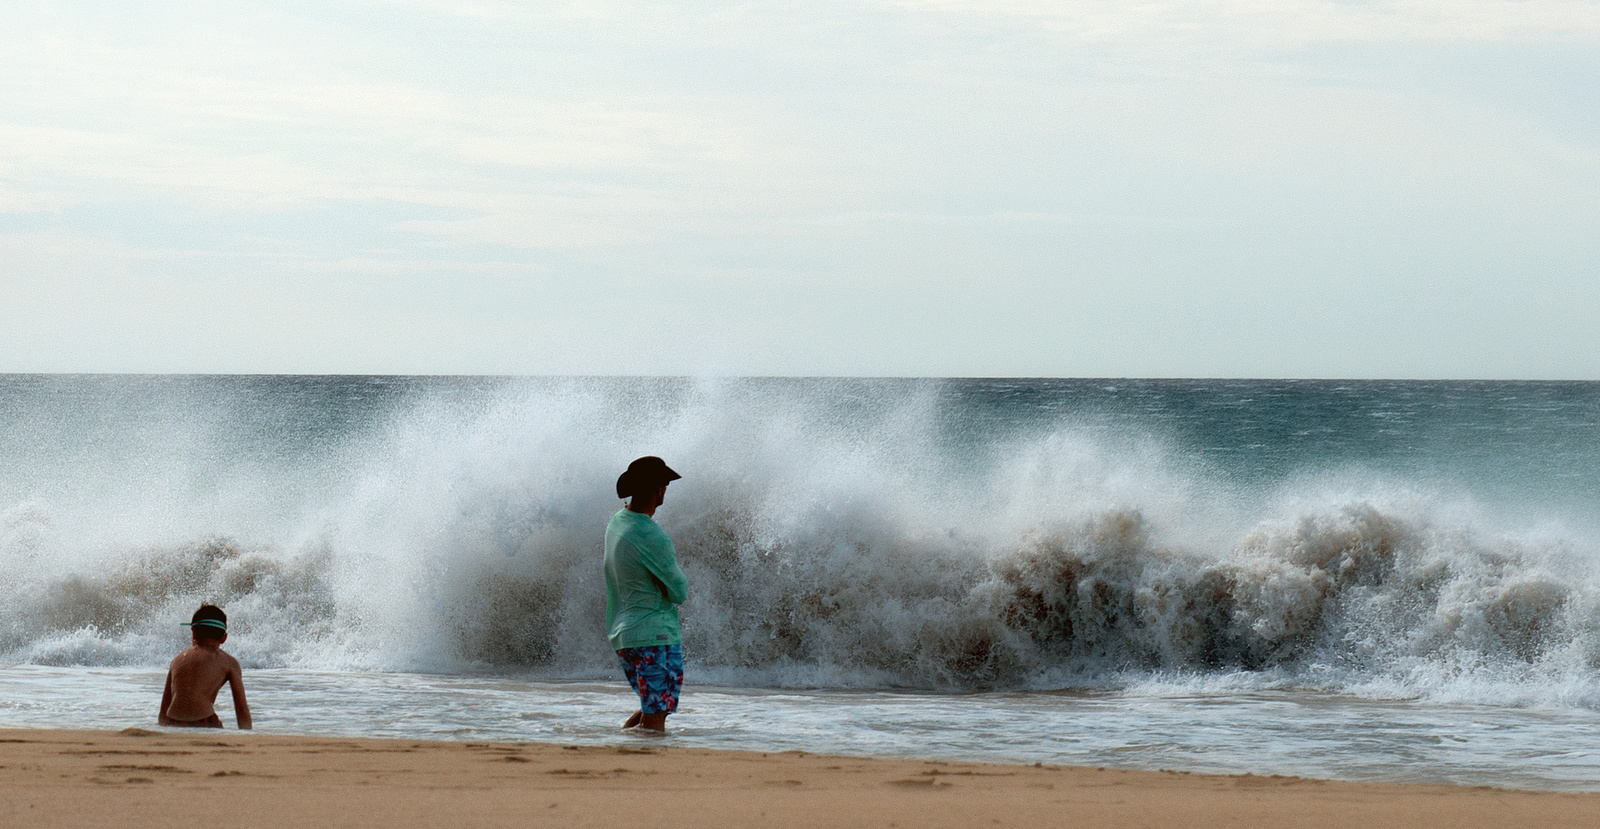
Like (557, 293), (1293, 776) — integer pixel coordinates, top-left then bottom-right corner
(4, 665), (1599, 791)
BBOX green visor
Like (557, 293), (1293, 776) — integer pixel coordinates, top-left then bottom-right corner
(181, 619), (227, 632)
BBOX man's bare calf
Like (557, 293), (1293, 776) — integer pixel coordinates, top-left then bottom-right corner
(621, 710), (667, 732)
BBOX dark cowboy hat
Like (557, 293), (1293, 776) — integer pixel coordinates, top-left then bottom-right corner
(616, 456), (682, 498)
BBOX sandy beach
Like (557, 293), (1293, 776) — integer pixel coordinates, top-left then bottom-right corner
(2, 728), (1597, 828)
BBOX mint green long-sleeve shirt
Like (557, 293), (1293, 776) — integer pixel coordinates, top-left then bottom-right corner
(604, 509), (689, 650)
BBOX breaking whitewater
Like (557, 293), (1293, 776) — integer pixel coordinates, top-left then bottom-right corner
(4, 376), (1600, 709)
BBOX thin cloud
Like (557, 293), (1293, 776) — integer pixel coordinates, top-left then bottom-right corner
(0, 1), (1595, 374)
(896, 0), (1600, 43)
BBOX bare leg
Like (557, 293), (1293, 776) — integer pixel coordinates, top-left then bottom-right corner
(622, 710), (642, 729)
(638, 712), (668, 732)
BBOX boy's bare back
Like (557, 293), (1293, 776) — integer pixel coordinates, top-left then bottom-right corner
(161, 643), (252, 729)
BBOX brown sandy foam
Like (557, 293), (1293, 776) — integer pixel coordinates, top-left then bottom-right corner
(1, 728), (1596, 828)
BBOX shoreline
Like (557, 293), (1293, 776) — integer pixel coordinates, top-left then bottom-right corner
(3, 728), (1598, 828)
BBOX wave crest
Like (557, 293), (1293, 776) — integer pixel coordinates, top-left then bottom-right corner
(2, 379), (1597, 707)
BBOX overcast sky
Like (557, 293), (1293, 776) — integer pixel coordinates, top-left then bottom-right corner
(2, 1), (1597, 376)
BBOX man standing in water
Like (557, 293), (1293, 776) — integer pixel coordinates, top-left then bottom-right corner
(605, 456), (687, 732)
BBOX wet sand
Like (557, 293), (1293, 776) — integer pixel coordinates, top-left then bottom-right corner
(3, 728), (1597, 828)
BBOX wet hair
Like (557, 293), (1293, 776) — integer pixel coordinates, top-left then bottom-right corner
(190, 604), (228, 642)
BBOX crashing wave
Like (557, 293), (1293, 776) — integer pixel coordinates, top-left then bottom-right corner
(1, 378), (1597, 706)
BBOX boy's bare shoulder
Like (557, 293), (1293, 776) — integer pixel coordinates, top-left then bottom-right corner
(171, 646), (240, 672)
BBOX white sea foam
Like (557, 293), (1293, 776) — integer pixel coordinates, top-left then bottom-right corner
(2, 379), (1598, 709)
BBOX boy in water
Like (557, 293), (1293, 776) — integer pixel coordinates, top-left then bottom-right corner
(159, 604), (252, 729)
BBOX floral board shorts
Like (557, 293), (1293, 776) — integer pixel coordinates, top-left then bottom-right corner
(616, 645), (683, 715)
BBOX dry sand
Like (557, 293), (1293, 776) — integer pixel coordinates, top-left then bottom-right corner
(2, 727), (1598, 828)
